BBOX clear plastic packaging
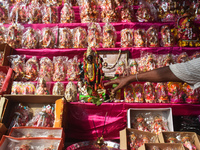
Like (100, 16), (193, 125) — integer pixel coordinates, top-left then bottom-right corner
(155, 83), (169, 103)
(6, 23), (24, 48)
(182, 83), (199, 104)
(53, 56), (67, 81)
(27, 3), (42, 24)
(150, 115), (169, 134)
(176, 52), (189, 63)
(39, 57), (53, 82)
(77, 81), (88, 96)
(0, 71), (6, 91)
(42, 5), (58, 24)
(0, 25), (6, 44)
(102, 23), (117, 48)
(162, 54), (175, 67)
(65, 81), (77, 102)
(0, 1), (9, 23)
(22, 82), (36, 95)
(167, 82), (183, 104)
(9, 103), (33, 129)
(145, 53), (157, 71)
(146, 26), (159, 47)
(121, 6), (133, 22)
(133, 114), (149, 132)
(121, 28), (134, 47)
(181, 134), (197, 150)
(22, 28), (40, 49)
(134, 83), (144, 103)
(161, 25), (174, 47)
(10, 2), (27, 23)
(124, 84), (134, 103)
(40, 27), (57, 48)
(100, 0), (119, 22)
(52, 82), (65, 95)
(73, 27), (87, 48)
(8, 55), (25, 81)
(66, 56), (78, 81)
(128, 59), (139, 75)
(115, 60), (126, 77)
(87, 22), (101, 48)
(11, 82), (23, 94)
(35, 78), (50, 95)
(134, 29), (146, 47)
(24, 56), (39, 81)
(60, 2), (75, 23)
(79, 0), (99, 23)
(144, 82), (156, 103)
(26, 105), (54, 127)
(58, 27), (73, 48)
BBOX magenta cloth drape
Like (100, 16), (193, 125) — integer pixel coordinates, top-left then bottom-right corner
(66, 102), (200, 140)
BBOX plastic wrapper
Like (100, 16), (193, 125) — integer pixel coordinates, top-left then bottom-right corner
(58, 27), (73, 48)
(60, 2), (75, 23)
(27, 3), (42, 24)
(150, 115), (169, 134)
(65, 82), (77, 102)
(161, 25), (174, 47)
(73, 27), (87, 48)
(66, 56), (78, 81)
(0, 71), (6, 91)
(9, 55), (25, 81)
(134, 29), (146, 47)
(0, 1), (9, 23)
(121, 6), (133, 22)
(35, 78), (50, 95)
(10, 2), (27, 23)
(6, 23), (24, 49)
(121, 28), (134, 47)
(42, 5), (58, 24)
(145, 53), (157, 71)
(181, 134), (197, 150)
(134, 83), (144, 103)
(155, 83), (169, 103)
(158, 0), (178, 22)
(182, 83), (199, 104)
(136, 2), (156, 22)
(167, 82), (183, 104)
(102, 23), (117, 48)
(115, 60), (126, 77)
(26, 105), (54, 127)
(40, 27), (57, 48)
(138, 56), (147, 73)
(176, 52), (189, 63)
(22, 82), (36, 95)
(128, 59), (139, 75)
(25, 56), (39, 81)
(124, 84), (134, 103)
(22, 28), (40, 49)
(100, 0), (119, 22)
(144, 82), (156, 103)
(52, 82), (64, 95)
(162, 54), (175, 67)
(190, 51), (200, 60)
(9, 103), (33, 129)
(11, 82), (23, 94)
(87, 22), (101, 48)
(133, 114), (149, 132)
(79, 0), (99, 23)
(146, 26), (159, 47)
(77, 81), (88, 96)
(53, 56), (67, 81)
(0, 25), (6, 44)
(39, 57), (53, 82)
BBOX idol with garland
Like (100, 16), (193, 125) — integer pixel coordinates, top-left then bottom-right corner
(83, 47), (105, 98)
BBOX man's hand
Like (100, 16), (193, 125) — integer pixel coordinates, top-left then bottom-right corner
(104, 76), (132, 94)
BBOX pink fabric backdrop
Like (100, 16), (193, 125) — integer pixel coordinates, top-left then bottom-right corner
(66, 102), (200, 140)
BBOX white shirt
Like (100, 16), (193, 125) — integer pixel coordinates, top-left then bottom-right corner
(169, 57), (200, 89)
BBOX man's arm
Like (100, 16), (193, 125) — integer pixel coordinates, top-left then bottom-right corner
(104, 66), (183, 94)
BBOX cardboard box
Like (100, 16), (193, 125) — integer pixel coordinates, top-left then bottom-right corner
(127, 108), (174, 132)
(138, 143), (186, 150)
(0, 135), (63, 150)
(158, 131), (200, 149)
(120, 128), (159, 150)
(0, 67), (14, 95)
(0, 95), (67, 131)
(0, 43), (14, 66)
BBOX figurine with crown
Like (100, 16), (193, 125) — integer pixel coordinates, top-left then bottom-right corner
(81, 47), (106, 104)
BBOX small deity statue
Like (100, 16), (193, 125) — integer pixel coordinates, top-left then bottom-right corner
(146, 54), (157, 71)
(139, 135), (150, 147)
(77, 81), (88, 96)
(136, 3), (154, 22)
(163, 54), (174, 66)
(65, 82), (77, 102)
(134, 29), (146, 47)
(167, 82), (183, 103)
(134, 115), (149, 132)
(161, 25), (174, 47)
(87, 22), (101, 48)
(83, 47), (104, 97)
(134, 84), (144, 103)
(151, 115), (168, 134)
(115, 61), (126, 77)
(177, 14), (199, 47)
(167, 136), (177, 143)
(35, 78), (49, 95)
(129, 59), (138, 75)
(52, 82), (64, 95)
(121, 6), (132, 22)
(182, 83), (199, 104)
(181, 136), (197, 150)
(121, 28), (134, 47)
(155, 83), (169, 103)
(147, 26), (159, 47)
(124, 84), (134, 103)
(144, 82), (156, 103)
(25, 56), (39, 81)
(129, 133), (138, 150)
(177, 52), (189, 63)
